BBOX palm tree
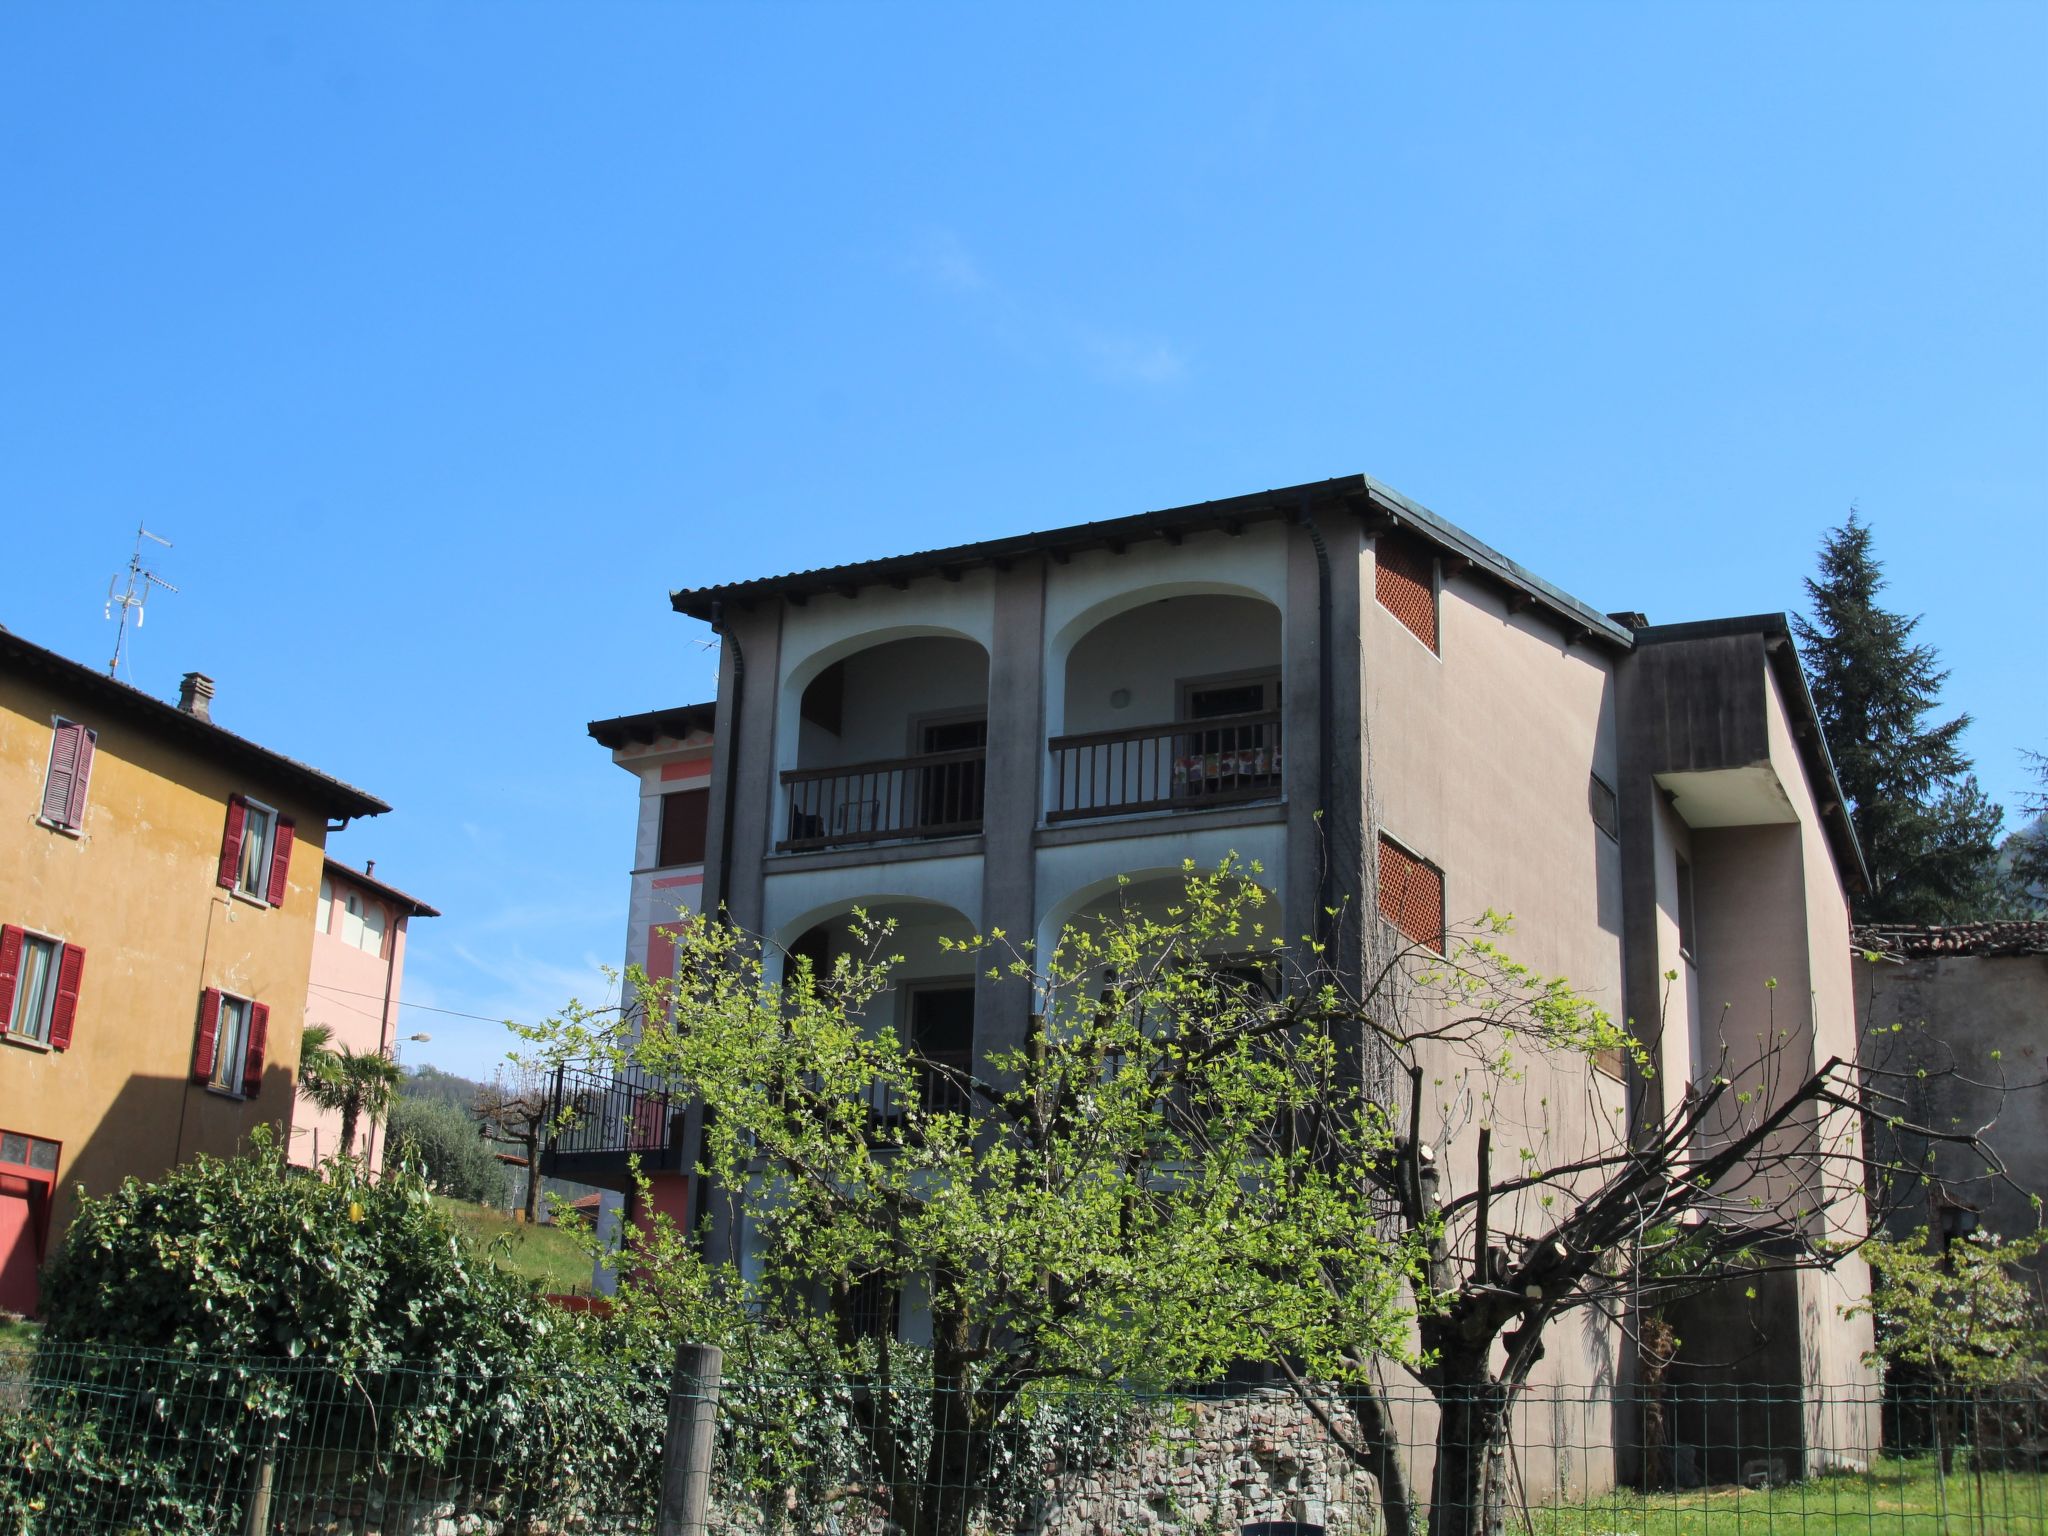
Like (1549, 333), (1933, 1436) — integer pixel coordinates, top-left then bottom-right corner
(298, 1025), (403, 1161)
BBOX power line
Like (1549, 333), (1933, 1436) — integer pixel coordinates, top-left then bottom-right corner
(306, 981), (530, 1028)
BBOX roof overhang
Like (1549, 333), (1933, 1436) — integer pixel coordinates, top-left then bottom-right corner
(587, 701), (717, 751)
(669, 474), (1634, 651)
(1, 628), (389, 821)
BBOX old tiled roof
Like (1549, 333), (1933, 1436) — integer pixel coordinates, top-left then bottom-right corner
(1854, 922), (2048, 959)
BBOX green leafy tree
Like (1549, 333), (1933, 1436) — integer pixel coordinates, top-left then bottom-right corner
(1997, 750), (2048, 916)
(529, 863), (1402, 1536)
(382, 1093), (507, 1204)
(297, 1023), (404, 1160)
(1794, 512), (2004, 922)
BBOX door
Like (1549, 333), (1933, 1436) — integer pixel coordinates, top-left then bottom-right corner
(0, 1132), (59, 1317)
(909, 986), (976, 1114)
(915, 716), (987, 834)
(1177, 675), (1279, 799)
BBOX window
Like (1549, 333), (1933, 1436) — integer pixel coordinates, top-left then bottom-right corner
(657, 788), (711, 868)
(0, 1132), (59, 1174)
(217, 796), (295, 905)
(339, 892), (386, 956)
(1589, 773), (1619, 840)
(1375, 530), (1439, 654)
(0, 926), (84, 1050)
(1675, 856), (1697, 965)
(37, 718), (97, 833)
(1377, 834), (1445, 953)
(193, 988), (270, 1098)
(908, 985), (976, 1114)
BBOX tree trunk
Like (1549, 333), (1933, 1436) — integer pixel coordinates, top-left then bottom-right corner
(909, 1317), (985, 1536)
(523, 1130), (543, 1222)
(1428, 1352), (1511, 1536)
(339, 1098), (361, 1160)
(1345, 1379), (1417, 1536)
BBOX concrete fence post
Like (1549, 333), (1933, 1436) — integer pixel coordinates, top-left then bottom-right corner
(658, 1342), (723, 1536)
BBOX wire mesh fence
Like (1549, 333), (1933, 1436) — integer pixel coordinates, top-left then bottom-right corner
(2, 1342), (2043, 1535)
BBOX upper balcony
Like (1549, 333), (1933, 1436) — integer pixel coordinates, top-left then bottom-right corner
(777, 635), (989, 853)
(1045, 592), (1282, 822)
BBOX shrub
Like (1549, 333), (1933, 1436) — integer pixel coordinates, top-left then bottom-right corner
(383, 1092), (507, 1205)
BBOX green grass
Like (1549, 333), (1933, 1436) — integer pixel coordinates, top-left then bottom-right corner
(434, 1197), (596, 1295)
(0, 1316), (39, 1350)
(1532, 1457), (2047, 1534)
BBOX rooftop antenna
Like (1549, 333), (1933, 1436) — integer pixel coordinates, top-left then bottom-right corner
(105, 523), (178, 679)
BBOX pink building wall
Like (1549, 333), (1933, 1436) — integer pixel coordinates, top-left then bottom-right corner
(291, 862), (434, 1170)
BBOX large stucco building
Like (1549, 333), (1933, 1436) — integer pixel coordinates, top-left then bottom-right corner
(549, 473), (1880, 1485)
(0, 630), (388, 1316)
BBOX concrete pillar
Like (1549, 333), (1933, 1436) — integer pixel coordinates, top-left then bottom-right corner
(975, 559), (1046, 1069)
(700, 605), (781, 938)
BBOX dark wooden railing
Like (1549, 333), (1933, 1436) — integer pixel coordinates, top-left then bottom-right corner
(1047, 710), (1282, 822)
(779, 747), (986, 851)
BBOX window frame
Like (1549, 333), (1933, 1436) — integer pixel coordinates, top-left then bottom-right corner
(6, 930), (64, 1049)
(655, 785), (713, 869)
(208, 992), (255, 1097)
(233, 797), (279, 904)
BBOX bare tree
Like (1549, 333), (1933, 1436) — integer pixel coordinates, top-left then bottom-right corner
(474, 1070), (554, 1223)
(1236, 917), (2022, 1536)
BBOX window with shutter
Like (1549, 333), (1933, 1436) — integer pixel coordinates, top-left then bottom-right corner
(38, 719), (97, 833)
(658, 788), (710, 868)
(208, 994), (251, 1095)
(47, 945), (84, 1051)
(221, 796), (282, 903)
(1377, 834), (1445, 953)
(2, 933), (66, 1047)
(1374, 531), (1440, 655)
(193, 989), (223, 1084)
(0, 927), (20, 1036)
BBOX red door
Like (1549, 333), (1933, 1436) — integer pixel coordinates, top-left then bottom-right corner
(0, 1133), (60, 1317)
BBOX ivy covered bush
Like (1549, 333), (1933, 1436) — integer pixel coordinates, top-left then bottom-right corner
(6, 1133), (666, 1534)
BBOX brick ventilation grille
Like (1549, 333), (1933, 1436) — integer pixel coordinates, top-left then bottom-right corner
(1378, 835), (1443, 952)
(1375, 531), (1438, 653)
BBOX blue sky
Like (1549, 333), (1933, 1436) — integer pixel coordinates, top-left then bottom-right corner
(3, 4), (2042, 1080)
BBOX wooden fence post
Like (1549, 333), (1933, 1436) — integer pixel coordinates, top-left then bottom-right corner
(658, 1342), (723, 1536)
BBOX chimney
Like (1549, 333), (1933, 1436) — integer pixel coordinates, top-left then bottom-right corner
(177, 672), (215, 722)
(364, 859), (376, 876)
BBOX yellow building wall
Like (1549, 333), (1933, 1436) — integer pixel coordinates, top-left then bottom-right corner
(0, 669), (330, 1249)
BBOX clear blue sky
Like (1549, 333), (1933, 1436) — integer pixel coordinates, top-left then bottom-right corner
(3, 4), (2042, 1080)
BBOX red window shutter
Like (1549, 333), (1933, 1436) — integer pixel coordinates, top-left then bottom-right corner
(243, 1003), (270, 1098)
(217, 798), (247, 889)
(40, 722), (84, 827)
(48, 945), (84, 1051)
(265, 818), (296, 906)
(1375, 531), (1440, 654)
(193, 988), (222, 1082)
(0, 926), (20, 1035)
(64, 728), (96, 830)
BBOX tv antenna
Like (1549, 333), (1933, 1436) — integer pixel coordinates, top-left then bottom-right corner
(105, 523), (178, 679)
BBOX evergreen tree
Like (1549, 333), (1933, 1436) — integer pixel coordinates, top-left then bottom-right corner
(1794, 513), (2004, 922)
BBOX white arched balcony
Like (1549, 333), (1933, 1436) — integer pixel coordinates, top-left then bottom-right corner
(776, 633), (991, 852)
(1045, 591), (1284, 822)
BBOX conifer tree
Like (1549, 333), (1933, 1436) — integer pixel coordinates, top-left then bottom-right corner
(1794, 513), (2004, 922)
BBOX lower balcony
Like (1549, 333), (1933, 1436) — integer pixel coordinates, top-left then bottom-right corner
(1047, 711), (1282, 822)
(539, 1064), (687, 1191)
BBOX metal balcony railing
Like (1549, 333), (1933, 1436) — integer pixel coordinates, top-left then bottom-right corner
(1047, 710), (1282, 822)
(544, 1063), (682, 1165)
(778, 746), (986, 851)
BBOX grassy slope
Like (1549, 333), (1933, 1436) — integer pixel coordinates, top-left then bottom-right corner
(1534, 1457), (2046, 1534)
(436, 1197), (595, 1295)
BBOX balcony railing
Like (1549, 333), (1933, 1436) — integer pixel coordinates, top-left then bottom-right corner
(543, 1063), (684, 1170)
(778, 747), (986, 852)
(1047, 710), (1282, 822)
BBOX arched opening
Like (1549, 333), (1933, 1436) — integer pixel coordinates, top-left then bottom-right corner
(1048, 593), (1283, 820)
(778, 634), (990, 850)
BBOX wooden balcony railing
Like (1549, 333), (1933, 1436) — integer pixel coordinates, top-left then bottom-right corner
(1047, 710), (1282, 822)
(779, 747), (986, 851)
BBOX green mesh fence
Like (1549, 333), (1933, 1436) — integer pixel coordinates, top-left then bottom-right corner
(3, 1343), (2043, 1534)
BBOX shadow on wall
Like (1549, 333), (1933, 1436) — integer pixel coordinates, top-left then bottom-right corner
(31, 1062), (301, 1308)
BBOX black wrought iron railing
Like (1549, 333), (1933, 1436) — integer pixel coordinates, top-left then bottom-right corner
(778, 747), (986, 851)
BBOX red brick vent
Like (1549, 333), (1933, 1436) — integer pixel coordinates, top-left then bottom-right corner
(1375, 530), (1439, 654)
(1853, 922), (2048, 959)
(1378, 835), (1445, 953)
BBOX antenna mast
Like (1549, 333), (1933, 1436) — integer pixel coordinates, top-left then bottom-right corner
(105, 523), (178, 679)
